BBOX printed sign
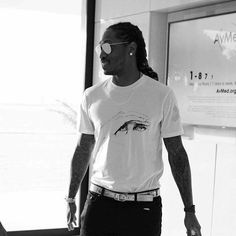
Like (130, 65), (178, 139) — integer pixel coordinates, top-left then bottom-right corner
(168, 13), (236, 127)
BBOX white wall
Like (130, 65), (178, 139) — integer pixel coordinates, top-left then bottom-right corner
(95, 0), (229, 20)
(94, 1), (236, 235)
(150, 0), (230, 11)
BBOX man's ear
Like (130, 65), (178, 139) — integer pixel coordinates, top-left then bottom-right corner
(128, 41), (137, 56)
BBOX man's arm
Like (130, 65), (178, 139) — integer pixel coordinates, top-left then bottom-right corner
(163, 135), (193, 208)
(163, 135), (201, 236)
(68, 133), (95, 199)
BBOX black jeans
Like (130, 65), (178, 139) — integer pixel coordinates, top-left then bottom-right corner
(80, 191), (162, 236)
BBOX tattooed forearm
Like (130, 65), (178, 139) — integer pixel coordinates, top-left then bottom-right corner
(163, 136), (193, 208)
(68, 134), (95, 198)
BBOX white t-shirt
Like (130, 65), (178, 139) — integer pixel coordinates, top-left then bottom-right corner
(78, 75), (184, 192)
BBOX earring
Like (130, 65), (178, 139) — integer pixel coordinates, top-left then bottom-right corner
(129, 52), (133, 56)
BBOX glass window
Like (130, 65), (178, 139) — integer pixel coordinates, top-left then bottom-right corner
(0, 1), (86, 231)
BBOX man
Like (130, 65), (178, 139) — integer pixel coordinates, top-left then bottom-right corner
(66, 22), (201, 236)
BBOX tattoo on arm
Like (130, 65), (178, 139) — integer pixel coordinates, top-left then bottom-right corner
(163, 136), (193, 208)
(68, 134), (95, 199)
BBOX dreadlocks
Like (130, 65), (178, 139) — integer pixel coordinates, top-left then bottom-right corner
(107, 22), (158, 80)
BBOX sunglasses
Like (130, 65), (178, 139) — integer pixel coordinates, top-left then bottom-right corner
(95, 42), (129, 55)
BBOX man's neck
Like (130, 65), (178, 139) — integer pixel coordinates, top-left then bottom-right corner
(112, 70), (141, 87)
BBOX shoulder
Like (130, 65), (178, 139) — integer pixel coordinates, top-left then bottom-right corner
(142, 75), (173, 98)
(84, 78), (110, 98)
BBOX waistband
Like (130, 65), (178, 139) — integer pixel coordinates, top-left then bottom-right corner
(89, 183), (160, 202)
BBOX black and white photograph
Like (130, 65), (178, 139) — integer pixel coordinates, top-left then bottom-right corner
(0, 1), (235, 236)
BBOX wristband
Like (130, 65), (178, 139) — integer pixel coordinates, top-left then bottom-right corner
(184, 204), (195, 213)
(65, 196), (75, 203)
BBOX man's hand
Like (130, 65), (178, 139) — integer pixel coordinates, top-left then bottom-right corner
(67, 202), (77, 231)
(184, 212), (202, 236)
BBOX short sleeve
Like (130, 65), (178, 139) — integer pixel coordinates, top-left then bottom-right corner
(161, 89), (184, 138)
(77, 91), (94, 134)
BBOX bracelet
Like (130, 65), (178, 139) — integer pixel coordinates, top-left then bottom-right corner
(184, 204), (195, 213)
(65, 196), (75, 203)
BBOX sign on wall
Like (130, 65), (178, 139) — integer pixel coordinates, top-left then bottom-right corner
(167, 12), (236, 127)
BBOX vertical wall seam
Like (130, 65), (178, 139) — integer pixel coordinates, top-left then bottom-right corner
(210, 143), (218, 236)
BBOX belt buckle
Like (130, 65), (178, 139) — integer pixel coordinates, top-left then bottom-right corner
(137, 194), (154, 202)
(114, 193), (127, 202)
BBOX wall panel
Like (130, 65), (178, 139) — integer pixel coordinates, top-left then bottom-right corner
(95, 0), (150, 22)
(212, 143), (236, 236)
(161, 139), (216, 236)
(150, 0), (230, 12)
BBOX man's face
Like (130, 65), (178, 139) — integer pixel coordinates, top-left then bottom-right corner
(98, 29), (130, 76)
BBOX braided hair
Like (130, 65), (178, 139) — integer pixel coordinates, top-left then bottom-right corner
(107, 22), (158, 80)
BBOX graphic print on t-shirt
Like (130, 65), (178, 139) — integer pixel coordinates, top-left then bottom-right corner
(101, 111), (151, 137)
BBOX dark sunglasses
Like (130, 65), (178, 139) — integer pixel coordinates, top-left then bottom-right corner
(95, 42), (129, 55)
